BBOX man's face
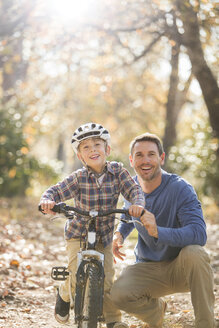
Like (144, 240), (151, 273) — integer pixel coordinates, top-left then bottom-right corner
(129, 141), (165, 182)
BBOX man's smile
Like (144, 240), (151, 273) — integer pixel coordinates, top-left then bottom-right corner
(140, 165), (153, 171)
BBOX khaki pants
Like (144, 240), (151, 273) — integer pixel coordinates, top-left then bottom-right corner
(111, 245), (215, 328)
(59, 239), (121, 324)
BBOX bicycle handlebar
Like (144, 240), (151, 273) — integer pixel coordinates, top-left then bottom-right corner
(38, 202), (130, 218)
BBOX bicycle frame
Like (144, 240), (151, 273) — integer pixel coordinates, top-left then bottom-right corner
(39, 202), (137, 328)
(74, 211), (105, 327)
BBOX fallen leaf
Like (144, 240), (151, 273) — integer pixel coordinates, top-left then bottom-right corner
(21, 308), (31, 313)
(3, 289), (9, 297)
(10, 259), (19, 268)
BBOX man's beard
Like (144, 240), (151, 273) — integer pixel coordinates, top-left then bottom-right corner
(139, 165), (161, 182)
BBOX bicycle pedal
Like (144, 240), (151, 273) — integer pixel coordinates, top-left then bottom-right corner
(51, 266), (69, 281)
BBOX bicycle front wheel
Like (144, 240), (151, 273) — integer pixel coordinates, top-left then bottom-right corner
(75, 261), (104, 328)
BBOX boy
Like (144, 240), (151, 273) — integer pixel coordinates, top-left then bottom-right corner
(39, 123), (145, 328)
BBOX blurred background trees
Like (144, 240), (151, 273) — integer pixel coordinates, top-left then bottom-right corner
(0, 0), (218, 219)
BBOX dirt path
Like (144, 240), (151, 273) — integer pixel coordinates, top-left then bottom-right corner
(0, 201), (218, 328)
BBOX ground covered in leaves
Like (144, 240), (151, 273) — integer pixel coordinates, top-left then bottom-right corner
(0, 198), (219, 328)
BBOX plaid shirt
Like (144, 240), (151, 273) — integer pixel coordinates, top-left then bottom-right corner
(41, 161), (145, 247)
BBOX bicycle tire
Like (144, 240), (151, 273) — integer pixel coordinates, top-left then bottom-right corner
(75, 261), (104, 328)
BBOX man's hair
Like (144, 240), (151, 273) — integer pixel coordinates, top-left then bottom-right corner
(130, 133), (164, 155)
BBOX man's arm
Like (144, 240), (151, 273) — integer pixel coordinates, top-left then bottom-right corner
(113, 199), (135, 262)
(140, 184), (207, 247)
(112, 232), (125, 263)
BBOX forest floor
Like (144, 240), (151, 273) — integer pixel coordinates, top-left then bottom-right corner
(0, 198), (219, 328)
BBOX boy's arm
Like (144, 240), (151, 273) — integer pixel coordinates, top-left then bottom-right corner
(40, 173), (79, 209)
(119, 167), (145, 207)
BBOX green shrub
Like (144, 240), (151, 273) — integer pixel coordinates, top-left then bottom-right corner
(0, 108), (58, 197)
(167, 117), (219, 205)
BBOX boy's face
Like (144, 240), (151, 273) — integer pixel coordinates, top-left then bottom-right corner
(77, 138), (110, 173)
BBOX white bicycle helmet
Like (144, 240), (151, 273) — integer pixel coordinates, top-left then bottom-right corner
(71, 122), (111, 154)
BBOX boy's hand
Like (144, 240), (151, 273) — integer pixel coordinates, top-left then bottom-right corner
(128, 205), (145, 218)
(112, 232), (125, 263)
(140, 209), (158, 238)
(39, 200), (56, 215)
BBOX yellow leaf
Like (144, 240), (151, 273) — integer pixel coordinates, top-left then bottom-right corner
(0, 135), (7, 144)
(10, 259), (20, 267)
(13, 55), (21, 63)
(21, 308), (31, 313)
(4, 62), (13, 74)
(169, 40), (176, 47)
(21, 146), (29, 155)
(8, 168), (16, 178)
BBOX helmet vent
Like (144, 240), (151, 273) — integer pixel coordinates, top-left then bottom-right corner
(71, 122), (110, 153)
(77, 131), (101, 140)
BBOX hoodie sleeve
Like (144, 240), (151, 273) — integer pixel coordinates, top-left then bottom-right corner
(157, 184), (207, 247)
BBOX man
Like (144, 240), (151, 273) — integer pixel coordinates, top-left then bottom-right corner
(111, 133), (215, 328)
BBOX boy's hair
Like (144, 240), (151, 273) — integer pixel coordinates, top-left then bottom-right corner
(130, 133), (164, 156)
(78, 137), (108, 152)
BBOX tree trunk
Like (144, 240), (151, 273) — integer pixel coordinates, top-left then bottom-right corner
(163, 43), (180, 157)
(177, 0), (219, 138)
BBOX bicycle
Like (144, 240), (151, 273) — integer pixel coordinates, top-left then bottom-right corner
(39, 202), (139, 328)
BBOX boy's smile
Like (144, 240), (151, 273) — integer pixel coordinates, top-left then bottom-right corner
(77, 138), (110, 173)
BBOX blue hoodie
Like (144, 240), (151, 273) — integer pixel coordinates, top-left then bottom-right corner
(117, 170), (207, 262)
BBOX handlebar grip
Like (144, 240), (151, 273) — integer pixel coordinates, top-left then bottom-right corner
(38, 204), (44, 213)
(38, 203), (62, 213)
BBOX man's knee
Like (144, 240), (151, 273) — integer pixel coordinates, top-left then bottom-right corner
(179, 245), (210, 266)
(111, 278), (129, 305)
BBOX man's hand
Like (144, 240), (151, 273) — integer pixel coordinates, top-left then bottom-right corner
(39, 200), (56, 215)
(112, 232), (126, 263)
(140, 209), (158, 238)
(129, 205), (145, 218)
